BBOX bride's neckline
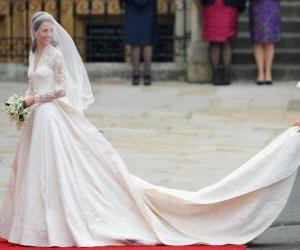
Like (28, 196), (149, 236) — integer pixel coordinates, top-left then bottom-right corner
(32, 45), (51, 72)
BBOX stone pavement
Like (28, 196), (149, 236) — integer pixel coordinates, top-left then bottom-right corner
(0, 80), (299, 249)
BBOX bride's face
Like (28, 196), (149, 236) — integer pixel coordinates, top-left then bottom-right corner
(36, 21), (54, 47)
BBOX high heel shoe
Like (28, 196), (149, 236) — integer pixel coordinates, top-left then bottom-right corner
(265, 80), (273, 85)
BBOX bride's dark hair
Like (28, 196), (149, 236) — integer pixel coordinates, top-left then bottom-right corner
(31, 12), (56, 53)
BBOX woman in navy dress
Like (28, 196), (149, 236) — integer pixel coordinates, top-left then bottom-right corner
(122, 0), (157, 86)
(249, 0), (281, 85)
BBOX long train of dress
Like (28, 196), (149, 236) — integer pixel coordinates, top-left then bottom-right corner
(0, 97), (299, 247)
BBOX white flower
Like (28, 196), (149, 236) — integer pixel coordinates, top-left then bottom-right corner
(1, 94), (30, 130)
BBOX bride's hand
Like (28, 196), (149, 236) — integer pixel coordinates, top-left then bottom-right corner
(293, 119), (300, 132)
(24, 96), (35, 107)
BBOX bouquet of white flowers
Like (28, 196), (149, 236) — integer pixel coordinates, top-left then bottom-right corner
(1, 94), (30, 129)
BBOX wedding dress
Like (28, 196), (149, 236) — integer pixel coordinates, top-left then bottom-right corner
(0, 12), (300, 247)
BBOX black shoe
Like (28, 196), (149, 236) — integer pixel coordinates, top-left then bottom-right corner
(212, 68), (224, 85)
(214, 68), (230, 85)
(143, 75), (151, 86)
(256, 81), (264, 85)
(212, 69), (219, 85)
(132, 74), (140, 85)
(223, 67), (231, 85)
(265, 80), (273, 85)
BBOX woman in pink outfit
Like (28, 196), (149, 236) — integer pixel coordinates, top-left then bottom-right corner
(197, 0), (246, 85)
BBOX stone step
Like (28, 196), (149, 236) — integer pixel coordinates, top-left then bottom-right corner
(233, 33), (300, 50)
(277, 1), (300, 17)
(232, 49), (300, 64)
(231, 64), (300, 81)
(241, 1), (300, 18)
(238, 17), (300, 34)
(1, 62), (298, 82)
(0, 62), (187, 82)
(87, 62), (187, 81)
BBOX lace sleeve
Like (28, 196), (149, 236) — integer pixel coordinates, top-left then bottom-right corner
(35, 51), (67, 103)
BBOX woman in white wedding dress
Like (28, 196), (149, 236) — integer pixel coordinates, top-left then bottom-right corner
(0, 11), (300, 247)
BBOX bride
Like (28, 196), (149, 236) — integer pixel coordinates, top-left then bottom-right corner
(0, 11), (300, 247)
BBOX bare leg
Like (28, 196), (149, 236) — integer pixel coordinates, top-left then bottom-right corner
(253, 43), (265, 83)
(264, 43), (275, 83)
(222, 40), (232, 84)
(209, 42), (222, 84)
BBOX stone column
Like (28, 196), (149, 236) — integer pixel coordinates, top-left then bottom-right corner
(174, 0), (186, 63)
(187, 0), (210, 83)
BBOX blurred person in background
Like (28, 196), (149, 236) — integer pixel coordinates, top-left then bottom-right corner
(249, 0), (281, 85)
(121, 0), (157, 86)
(197, 0), (246, 85)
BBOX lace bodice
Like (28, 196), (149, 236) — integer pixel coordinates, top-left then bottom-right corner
(26, 45), (66, 102)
